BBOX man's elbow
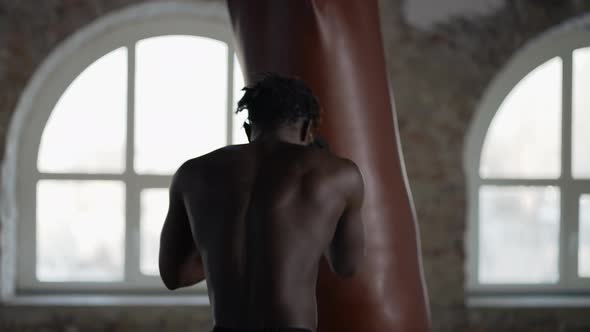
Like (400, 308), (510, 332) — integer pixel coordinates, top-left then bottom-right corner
(159, 263), (181, 290)
(160, 265), (205, 290)
(161, 276), (179, 290)
(162, 279), (181, 291)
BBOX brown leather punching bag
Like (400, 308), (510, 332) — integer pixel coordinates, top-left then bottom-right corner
(226, 1), (431, 331)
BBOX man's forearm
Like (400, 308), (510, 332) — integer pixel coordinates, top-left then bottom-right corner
(177, 251), (206, 288)
(160, 251), (205, 290)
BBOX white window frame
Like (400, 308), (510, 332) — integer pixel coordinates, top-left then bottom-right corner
(1, 2), (238, 298)
(465, 16), (590, 301)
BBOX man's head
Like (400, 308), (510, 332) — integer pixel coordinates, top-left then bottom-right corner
(236, 73), (321, 144)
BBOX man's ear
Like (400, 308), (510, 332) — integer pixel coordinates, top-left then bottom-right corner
(300, 120), (311, 143)
(243, 122), (252, 142)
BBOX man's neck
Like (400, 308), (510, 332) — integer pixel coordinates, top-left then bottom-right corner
(250, 127), (308, 146)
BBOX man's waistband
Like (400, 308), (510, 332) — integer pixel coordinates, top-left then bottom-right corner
(212, 326), (312, 332)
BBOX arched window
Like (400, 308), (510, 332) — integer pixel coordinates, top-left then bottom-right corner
(2, 3), (247, 294)
(466, 19), (590, 297)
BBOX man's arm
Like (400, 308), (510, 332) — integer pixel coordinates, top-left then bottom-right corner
(159, 164), (206, 290)
(326, 161), (365, 277)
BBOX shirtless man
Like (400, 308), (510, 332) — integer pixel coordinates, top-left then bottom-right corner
(159, 73), (365, 332)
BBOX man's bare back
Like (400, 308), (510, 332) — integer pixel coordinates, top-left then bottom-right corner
(159, 74), (364, 332)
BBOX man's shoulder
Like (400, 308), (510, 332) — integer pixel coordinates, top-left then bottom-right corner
(331, 157), (363, 192)
(301, 148), (363, 193)
(174, 145), (250, 181)
(314, 154), (363, 205)
(306, 147), (360, 174)
(186, 144), (249, 166)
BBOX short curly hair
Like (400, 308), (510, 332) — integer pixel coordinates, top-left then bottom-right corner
(236, 73), (321, 131)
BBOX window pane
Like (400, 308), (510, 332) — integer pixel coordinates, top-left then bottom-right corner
(479, 186), (559, 284)
(38, 48), (127, 173)
(579, 195), (590, 277)
(573, 48), (590, 179)
(140, 188), (168, 275)
(232, 56), (249, 145)
(37, 180), (125, 281)
(135, 35), (228, 174)
(480, 58), (562, 179)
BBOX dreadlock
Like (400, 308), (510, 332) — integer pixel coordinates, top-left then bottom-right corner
(236, 73), (321, 131)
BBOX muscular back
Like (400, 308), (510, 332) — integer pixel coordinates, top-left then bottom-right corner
(166, 141), (364, 330)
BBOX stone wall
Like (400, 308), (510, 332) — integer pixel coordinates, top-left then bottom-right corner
(1, 0), (590, 331)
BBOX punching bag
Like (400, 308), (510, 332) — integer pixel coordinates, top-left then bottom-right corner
(226, 1), (431, 331)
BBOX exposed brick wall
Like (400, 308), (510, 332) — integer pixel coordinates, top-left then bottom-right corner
(0, 305), (213, 332)
(382, 0), (590, 331)
(1, 0), (589, 331)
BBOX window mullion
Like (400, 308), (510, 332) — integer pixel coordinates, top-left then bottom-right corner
(125, 43), (137, 187)
(475, 178), (561, 186)
(125, 179), (142, 283)
(559, 51), (576, 287)
(226, 46), (235, 145)
(36, 173), (126, 181)
(124, 43), (141, 283)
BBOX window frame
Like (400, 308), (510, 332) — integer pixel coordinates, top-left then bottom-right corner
(465, 22), (590, 296)
(1, 2), (239, 296)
